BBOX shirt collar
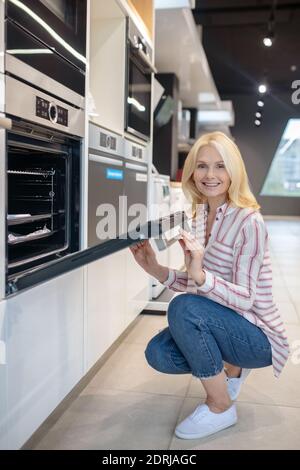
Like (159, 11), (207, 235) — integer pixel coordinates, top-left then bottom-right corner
(202, 201), (236, 217)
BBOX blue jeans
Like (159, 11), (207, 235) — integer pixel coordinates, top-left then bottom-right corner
(145, 294), (272, 379)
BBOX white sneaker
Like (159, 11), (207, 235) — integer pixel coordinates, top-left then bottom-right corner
(175, 403), (237, 440)
(226, 368), (251, 401)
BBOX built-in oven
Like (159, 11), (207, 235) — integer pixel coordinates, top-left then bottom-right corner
(125, 18), (156, 142)
(4, 0), (87, 101)
(88, 123), (125, 247)
(6, 118), (80, 290)
(0, 68), (85, 298)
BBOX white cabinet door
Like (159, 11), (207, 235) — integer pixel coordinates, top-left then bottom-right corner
(124, 249), (149, 328)
(86, 249), (126, 371)
(3, 269), (84, 449)
(0, 300), (7, 450)
(89, 1), (126, 134)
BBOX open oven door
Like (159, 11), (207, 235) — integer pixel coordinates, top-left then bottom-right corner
(7, 212), (190, 297)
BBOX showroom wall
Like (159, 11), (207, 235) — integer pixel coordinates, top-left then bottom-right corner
(223, 91), (300, 216)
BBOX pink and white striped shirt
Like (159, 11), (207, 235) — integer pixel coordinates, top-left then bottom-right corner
(163, 201), (290, 378)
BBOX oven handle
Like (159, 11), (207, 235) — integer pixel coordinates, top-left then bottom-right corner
(132, 44), (157, 74)
(125, 162), (147, 172)
(89, 153), (123, 167)
(0, 116), (12, 130)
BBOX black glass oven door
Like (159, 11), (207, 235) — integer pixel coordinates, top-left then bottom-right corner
(6, 0), (87, 72)
(126, 55), (152, 141)
(8, 212), (187, 296)
(6, 20), (85, 97)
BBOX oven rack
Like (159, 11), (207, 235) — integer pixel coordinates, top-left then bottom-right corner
(7, 169), (55, 177)
(8, 229), (57, 246)
(7, 213), (60, 226)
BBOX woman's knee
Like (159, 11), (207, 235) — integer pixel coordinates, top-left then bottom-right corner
(167, 294), (189, 327)
(144, 328), (168, 371)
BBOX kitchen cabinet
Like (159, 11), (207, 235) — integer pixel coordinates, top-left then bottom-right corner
(124, 249), (149, 328)
(86, 250), (126, 370)
(0, 300), (7, 450)
(89, 0), (126, 134)
(127, 0), (154, 40)
(1, 269), (84, 450)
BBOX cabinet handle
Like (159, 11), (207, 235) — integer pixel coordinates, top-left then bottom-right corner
(0, 117), (12, 130)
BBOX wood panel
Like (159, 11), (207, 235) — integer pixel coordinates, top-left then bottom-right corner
(127, 0), (154, 38)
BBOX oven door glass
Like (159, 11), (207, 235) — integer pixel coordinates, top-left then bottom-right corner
(6, 20), (85, 96)
(126, 56), (152, 141)
(6, 0), (87, 71)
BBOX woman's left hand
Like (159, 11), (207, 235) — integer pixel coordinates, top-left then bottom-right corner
(179, 229), (206, 286)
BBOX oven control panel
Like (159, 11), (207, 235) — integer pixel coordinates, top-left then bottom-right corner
(36, 96), (68, 127)
(100, 131), (117, 151)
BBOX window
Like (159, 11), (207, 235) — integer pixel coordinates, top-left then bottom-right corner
(261, 119), (300, 197)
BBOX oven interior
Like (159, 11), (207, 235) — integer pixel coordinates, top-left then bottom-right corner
(6, 122), (80, 284)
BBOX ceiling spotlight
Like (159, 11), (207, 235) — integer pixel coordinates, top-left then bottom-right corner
(257, 100), (264, 107)
(255, 119), (261, 126)
(263, 1), (276, 47)
(258, 84), (267, 94)
(291, 65), (297, 72)
(263, 34), (273, 47)
(256, 112), (262, 118)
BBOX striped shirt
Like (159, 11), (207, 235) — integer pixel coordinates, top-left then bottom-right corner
(163, 201), (290, 378)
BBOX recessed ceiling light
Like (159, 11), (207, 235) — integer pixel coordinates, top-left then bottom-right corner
(258, 84), (267, 94)
(263, 36), (273, 47)
(255, 120), (261, 126)
(257, 100), (264, 107)
(291, 65), (297, 72)
(256, 112), (262, 118)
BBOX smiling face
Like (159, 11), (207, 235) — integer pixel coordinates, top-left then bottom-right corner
(192, 144), (231, 203)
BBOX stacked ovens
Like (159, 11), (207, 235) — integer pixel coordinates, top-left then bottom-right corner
(0, 0), (87, 298)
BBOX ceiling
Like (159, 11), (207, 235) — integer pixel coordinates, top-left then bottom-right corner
(193, 0), (300, 95)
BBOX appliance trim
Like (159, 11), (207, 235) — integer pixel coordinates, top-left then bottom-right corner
(127, 125), (150, 142)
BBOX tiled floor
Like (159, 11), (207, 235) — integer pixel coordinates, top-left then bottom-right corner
(31, 219), (300, 450)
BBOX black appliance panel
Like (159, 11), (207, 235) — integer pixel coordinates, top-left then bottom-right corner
(6, 0), (86, 72)
(10, 212), (188, 296)
(123, 164), (148, 234)
(6, 20), (85, 96)
(88, 155), (124, 247)
(126, 53), (152, 141)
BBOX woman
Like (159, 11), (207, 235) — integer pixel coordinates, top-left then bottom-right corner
(130, 131), (290, 440)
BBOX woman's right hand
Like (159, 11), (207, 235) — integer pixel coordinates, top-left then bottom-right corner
(129, 240), (169, 283)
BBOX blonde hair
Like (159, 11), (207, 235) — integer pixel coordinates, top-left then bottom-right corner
(181, 131), (260, 216)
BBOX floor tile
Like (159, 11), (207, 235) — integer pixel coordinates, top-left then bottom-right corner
(33, 389), (184, 450)
(85, 342), (191, 398)
(123, 314), (168, 346)
(170, 399), (300, 450)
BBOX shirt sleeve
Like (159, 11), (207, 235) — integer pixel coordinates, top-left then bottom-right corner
(162, 269), (190, 292)
(196, 216), (267, 311)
